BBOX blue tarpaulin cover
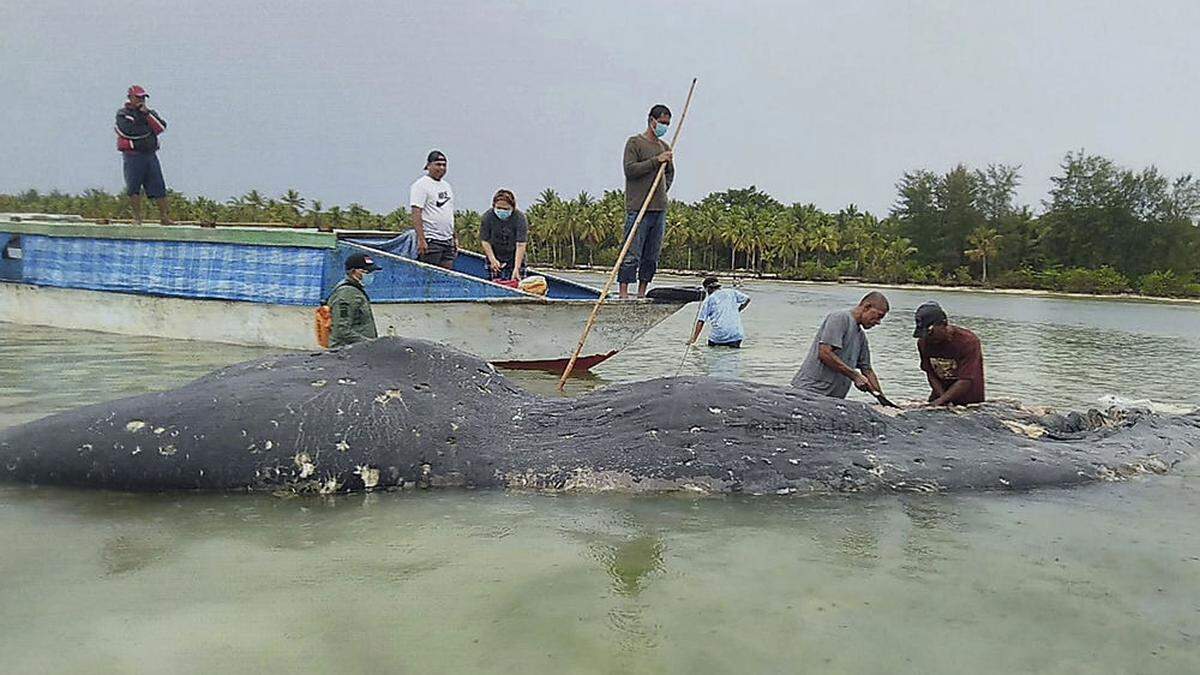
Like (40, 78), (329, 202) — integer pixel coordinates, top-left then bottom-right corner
(22, 235), (325, 305)
(346, 231), (418, 259)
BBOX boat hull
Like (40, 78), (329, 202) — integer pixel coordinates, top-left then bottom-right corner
(0, 283), (683, 372)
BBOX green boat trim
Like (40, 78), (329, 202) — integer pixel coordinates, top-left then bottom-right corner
(0, 219), (337, 249)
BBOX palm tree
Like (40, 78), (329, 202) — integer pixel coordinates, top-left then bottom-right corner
(305, 200), (325, 229)
(242, 190), (266, 220)
(965, 227), (1002, 283)
(810, 226), (841, 266)
(281, 189), (306, 223)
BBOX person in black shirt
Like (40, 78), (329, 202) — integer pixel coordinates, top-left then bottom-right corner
(479, 189), (529, 282)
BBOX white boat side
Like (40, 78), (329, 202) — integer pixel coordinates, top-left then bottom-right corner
(0, 283), (684, 369)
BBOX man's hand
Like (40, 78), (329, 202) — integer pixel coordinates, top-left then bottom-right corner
(656, 150), (673, 163)
(417, 237), (428, 256)
(852, 373), (871, 391)
(487, 257), (502, 273)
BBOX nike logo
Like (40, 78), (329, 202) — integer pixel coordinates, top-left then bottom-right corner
(435, 195), (450, 208)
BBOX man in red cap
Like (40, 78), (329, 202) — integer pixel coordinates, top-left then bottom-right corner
(115, 85), (170, 225)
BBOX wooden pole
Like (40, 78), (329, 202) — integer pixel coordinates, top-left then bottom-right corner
(556, 78), (698, 391)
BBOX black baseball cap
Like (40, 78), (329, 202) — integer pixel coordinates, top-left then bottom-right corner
(426, 150), (447, 165)
(702, 275), (720, 289)
(346, 253), (382, 272)
(913, 301), (948, 338)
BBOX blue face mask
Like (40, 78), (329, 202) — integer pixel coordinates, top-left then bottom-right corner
(494, 208), (512, 221)
(654, 121), (669, 138)
(361, 271), (376, 287)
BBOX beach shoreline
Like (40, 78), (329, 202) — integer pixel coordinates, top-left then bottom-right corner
(545, 265), (1200, 306)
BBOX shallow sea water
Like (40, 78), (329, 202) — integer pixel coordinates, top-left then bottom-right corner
(1, 278), (1198, 674)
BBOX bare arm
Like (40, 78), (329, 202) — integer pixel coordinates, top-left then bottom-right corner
(924, 371), (947, 401)
(817, 343), (869, 389)
(689, 320), (705, 345)
(511, 242), (527, 280)
(930, 379), (972, 407)
(864, 369), (883, 395)
(480, 241), (500, 270)
(411, 206), (426, 254)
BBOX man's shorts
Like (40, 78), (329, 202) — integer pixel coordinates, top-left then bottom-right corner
(419, 238), (457, 267)
(123, 152), (167, 199)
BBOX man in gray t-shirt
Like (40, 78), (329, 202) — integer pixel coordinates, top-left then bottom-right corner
(792, 292), (890, 399)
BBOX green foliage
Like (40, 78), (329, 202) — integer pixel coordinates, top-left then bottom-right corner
(1056, 266), (1129, 294)
(787, 261), (839, 282)
(1139, 270), (1200, 298)
(993, 268), (1043, 290)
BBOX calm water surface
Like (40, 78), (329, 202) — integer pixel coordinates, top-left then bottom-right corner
(1, 278), (1198, 674)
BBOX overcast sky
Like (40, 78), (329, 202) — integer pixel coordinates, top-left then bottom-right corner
(2, 0), (1197, 215)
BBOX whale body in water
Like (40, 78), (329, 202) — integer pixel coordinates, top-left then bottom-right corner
(1, 337), (1196, 494)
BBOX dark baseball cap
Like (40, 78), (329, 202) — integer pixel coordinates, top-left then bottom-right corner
(913, 301), (948, 338)
(345, 253), (382, 272)
(702, 275), (721, 289)
(426, 150), (447, 165)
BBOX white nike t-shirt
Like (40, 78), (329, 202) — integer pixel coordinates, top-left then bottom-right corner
(409, 175), (455, 241)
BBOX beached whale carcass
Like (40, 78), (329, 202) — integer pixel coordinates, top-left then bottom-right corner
(0, 337), (1196, 494)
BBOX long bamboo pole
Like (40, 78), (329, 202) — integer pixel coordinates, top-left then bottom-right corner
(556, 78), (698, 390)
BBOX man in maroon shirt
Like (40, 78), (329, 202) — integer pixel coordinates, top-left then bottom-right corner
(913, 301), (985, 406)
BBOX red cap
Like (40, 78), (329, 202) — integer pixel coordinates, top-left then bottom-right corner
(127, 85), (149, 98)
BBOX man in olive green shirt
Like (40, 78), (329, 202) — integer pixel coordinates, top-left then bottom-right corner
(619, 103), (675, 299)
(328, 253), (381, 348)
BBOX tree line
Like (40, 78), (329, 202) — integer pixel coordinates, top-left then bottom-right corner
(3, 151), (1198, 297)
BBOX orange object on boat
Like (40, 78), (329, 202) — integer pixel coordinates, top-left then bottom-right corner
(314, 305), (332, 348)
(519, 275), (548, 296)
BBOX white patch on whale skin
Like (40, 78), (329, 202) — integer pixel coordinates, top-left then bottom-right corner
(158, 445), (177, 457)
(153, 427), (166, 435)
(77, 443), (92, 453)
(294, 453), (316, 478)
(335, 441), (350, 453)
(319, 476), (342, 494)
(374, 389), (408, 409)
(310, 379), (327, 388)
(125, 421), (146, 433)
(355, 465), (380, 489)
(1001, 420), (1047, 439)
(708, 407), (723, 415)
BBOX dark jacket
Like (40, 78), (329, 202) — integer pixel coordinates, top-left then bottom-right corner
(115, 105), (167, 154)
(327, 278), (378, 348)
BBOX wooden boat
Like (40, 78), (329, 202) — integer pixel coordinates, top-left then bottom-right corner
(0, 215), (696, 372)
